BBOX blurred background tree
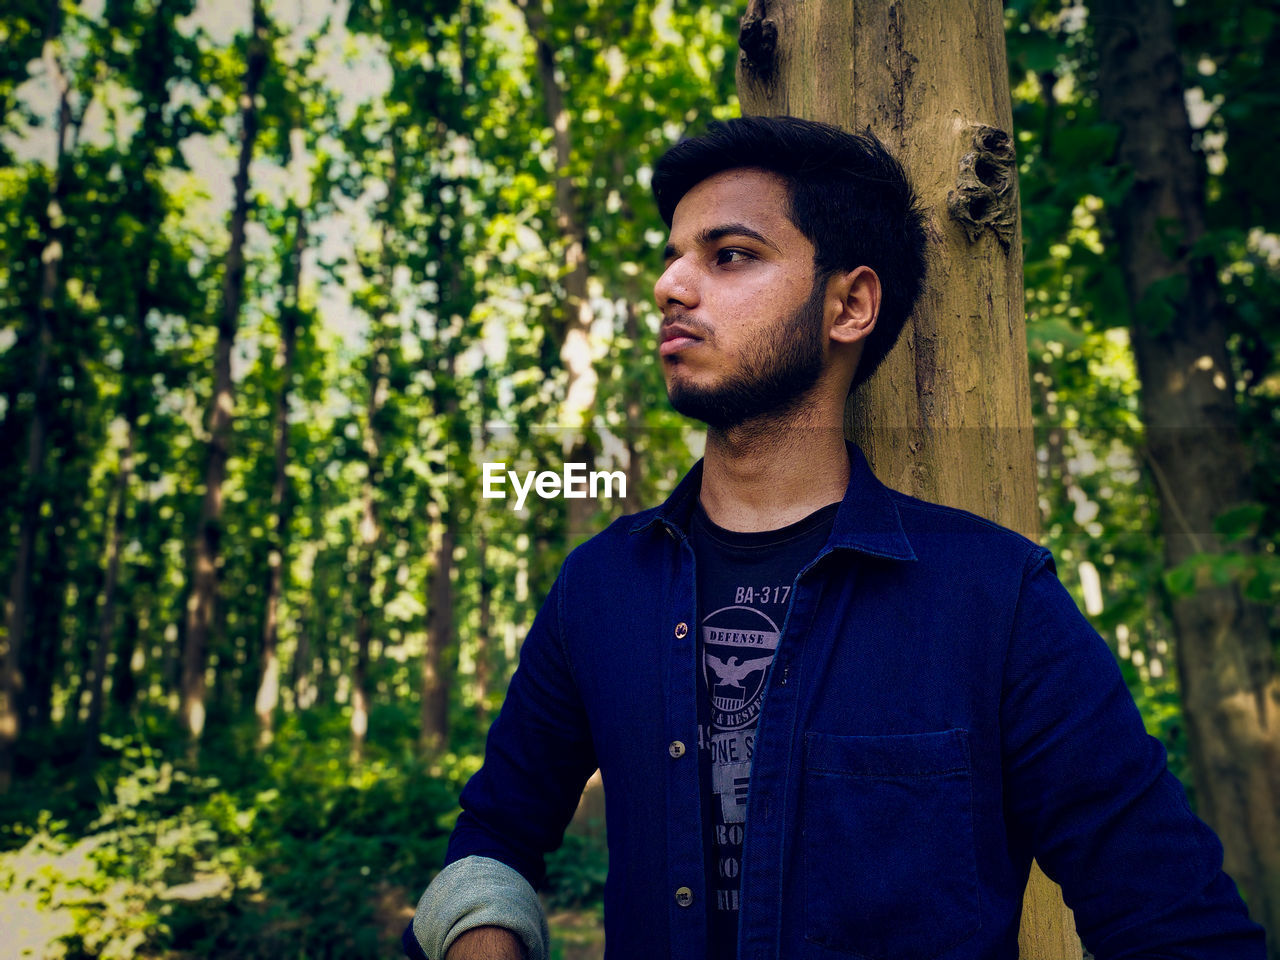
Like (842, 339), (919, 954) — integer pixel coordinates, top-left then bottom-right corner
(0, 0), (1275, 956)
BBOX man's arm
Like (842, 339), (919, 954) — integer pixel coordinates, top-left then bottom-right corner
(446, 926), (525, 960)
(403, 571), (596, 959)
(1002, 549), (1265, 957)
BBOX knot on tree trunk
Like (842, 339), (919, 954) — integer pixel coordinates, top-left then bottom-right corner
(947, 125), (1017, 247)
(738, 1), (778, 83)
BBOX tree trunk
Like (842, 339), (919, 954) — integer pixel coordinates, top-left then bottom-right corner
(256, 208), (305, 746)
(736, 1), (1077, 956)
(180, 0), (268, 746)
(112, 603), (140, 714)
(421, 515), (456, 752)
(474, 526), (492, 724)
(350, 117), (403, 762)
(421, 291), (458, 754)
(515, 0), (599, 547)
(83, 420), (136, 764)
(1, 6), (71, 792)
(28, 502), (70, 731)
(114, 487), (158, 718)
(1093, 0), (1280, 947)
(104, 0), (179, 726)
(351, 345), (387, 762)
(292, 613), (313, 710)
(293, 542), (322, 711)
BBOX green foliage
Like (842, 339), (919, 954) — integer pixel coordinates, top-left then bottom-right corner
(0, 706), (606, 957)
(1, 710), (473, 958)
(544, 828), (608, 911)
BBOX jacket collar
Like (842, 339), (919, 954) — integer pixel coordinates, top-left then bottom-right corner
(629, 441), (917, 562)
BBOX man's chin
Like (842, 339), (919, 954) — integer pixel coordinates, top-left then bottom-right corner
(666, 384), (746, 431)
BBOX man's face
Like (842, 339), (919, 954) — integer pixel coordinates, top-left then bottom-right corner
(654, 168), (829, 430)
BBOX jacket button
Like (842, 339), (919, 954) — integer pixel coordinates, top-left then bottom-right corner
(675, 886), (693, 907)
(674, 622), (688, 639)
(668, 740), (686, 758)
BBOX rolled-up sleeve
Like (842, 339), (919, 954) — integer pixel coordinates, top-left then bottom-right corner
(402, 855), (547, 960)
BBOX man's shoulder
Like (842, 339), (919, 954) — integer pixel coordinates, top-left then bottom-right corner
(574, 503), (662, 549)
(558, 504), (665, 578)
(879, 485), (1049, 571)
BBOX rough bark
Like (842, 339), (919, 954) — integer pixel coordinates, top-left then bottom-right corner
(255, 208), (305, 746)
(1093, 0), (1280, 947)
(1, 5), (70, 792)
(515, 0), (598, 546)
(736, 0), (1076, 955)
(180, 0), (267, 744)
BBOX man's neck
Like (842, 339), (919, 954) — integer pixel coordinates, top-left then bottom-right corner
(698, 411), (849, 533)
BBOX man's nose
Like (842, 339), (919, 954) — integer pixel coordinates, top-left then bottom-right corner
(654, 257), (698, 310)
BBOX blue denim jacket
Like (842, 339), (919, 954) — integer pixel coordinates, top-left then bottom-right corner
(429, 445), (1263, 959)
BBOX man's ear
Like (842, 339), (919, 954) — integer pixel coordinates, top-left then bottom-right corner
(827, 266), (881, 346)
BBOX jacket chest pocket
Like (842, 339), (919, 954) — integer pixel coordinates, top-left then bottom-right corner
(801, 729), (980, 959)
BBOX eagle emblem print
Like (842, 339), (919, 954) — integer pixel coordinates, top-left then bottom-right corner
(701, 605), (780, 825)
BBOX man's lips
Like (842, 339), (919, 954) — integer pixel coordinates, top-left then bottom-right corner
(659, 323), (703, 357)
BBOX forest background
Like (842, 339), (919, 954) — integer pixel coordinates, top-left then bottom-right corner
(1, 0), (1277, 957)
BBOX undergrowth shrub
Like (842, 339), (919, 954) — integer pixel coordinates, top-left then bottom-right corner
(0, 707), (487, 959)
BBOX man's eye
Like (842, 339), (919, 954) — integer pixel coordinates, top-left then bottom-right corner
(717, 248), (752, 265)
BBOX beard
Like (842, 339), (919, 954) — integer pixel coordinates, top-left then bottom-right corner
(666, 276), (827, 431)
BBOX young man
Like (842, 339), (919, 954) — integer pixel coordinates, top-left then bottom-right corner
(403, 117), (1265, 960)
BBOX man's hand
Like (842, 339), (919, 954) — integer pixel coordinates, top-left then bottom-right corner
(444, 925), (526, 960)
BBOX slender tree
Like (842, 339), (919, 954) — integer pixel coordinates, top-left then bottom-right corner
(473, 525), (493, 721)
(83, 425), (134, 765)
(514, 0), (600, 548)
(349, 124), (398, 761)
(735, 0), (1077, 954)
(422, 502), (456, 752)
(180, 0), (268, 744)
(255, 205), (305, 744)
(350, 340), (387, 761)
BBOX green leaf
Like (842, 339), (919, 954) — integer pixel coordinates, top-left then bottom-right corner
(1164, 563), (1198, 597)
(1213, 503), (1265, 542)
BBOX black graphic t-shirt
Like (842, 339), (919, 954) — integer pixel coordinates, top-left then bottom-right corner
(689, 500), (838, 960)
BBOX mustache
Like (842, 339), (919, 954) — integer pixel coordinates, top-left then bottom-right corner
(660, 310), (712, 339)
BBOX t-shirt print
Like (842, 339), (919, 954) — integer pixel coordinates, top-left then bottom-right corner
(702, 602), (782, 831)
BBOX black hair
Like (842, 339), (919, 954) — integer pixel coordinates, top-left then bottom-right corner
(652, 116), (928, 390)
